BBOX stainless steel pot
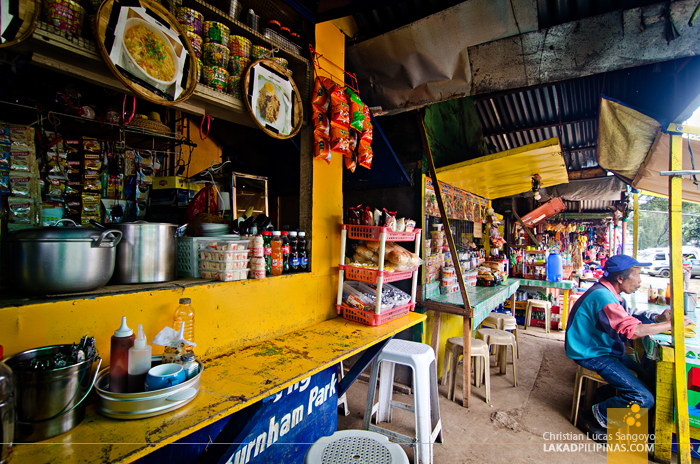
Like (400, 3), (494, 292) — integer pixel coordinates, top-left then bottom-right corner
(107, 222), (178, 284)
(8, 220), (122, 295)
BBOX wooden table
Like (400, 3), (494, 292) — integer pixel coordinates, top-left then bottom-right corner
(625, 293), (699, 464)
(421, 279), (520, 407)
(11, 313), (426, 464)
(511, 278), (576, 329)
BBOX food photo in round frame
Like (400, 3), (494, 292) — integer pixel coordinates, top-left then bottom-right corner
(95, 0), (197, 105)
(0, 0), (40, 49)
(243, 59), (302, 139)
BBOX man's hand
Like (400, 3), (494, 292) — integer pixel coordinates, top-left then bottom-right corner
(654, 310), (694, 326)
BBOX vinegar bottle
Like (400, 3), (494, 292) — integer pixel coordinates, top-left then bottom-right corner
(127, 324), (152, 393)
(271, 231), (283, 275)
(174, 298), (195, 352)
(110, 317), (135, 393)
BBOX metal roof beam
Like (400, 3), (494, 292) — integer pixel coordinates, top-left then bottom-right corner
(482, 116), (597, 137)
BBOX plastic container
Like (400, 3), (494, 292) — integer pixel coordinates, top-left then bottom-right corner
(110, 317), (135, 393)
(298, 232), (307, 271)
(271, 231), (283, 275)
(173, 299), (195, 350)
(546, 252), (563, 282)
(356, 282), (411, 309)
(337, 302), (416, 326)
(343, 224), (421, 242)
(342, 281), (375, 311)
(339, 264), (416, 284)
(252, 234), (263, 258)
(199, 259), (249, 270)
(127, 325), (152, 393)
(217, 269), (250, 281)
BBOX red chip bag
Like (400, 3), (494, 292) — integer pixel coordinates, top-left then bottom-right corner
(361, 105), (373, 144)
(314, 136), (331, 164)
(344, 151), (357, 173)
(359, 144), (373, 169)
(312, 105), (330, 137)
(349, 130), (358, 152)
(330, 123), (351, 157)
(312, 77), (332, 110)
(330, 86), (350, 128)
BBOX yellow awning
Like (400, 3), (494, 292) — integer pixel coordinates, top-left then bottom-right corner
(435, 138), (569, 199)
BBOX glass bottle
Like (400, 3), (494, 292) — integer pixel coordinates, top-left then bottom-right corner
(178, 353), (199, 380)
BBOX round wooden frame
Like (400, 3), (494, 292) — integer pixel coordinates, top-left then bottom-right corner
(0, 0), (40, 49)
(94, 0), (197, 106)
(242, 59), (302, 139)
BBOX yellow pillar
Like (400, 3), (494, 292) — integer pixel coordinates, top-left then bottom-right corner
(633, 192), (639, 259)
(669, 132), (691, 463)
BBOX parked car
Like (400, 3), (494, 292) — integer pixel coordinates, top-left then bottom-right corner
(691, 259), (700, 278)
(642, 247), (700, 277)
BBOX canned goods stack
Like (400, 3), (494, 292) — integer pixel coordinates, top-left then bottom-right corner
(227, 36), (252, 99)
(177, 8), (205, 85)
(43, 0), (86, 37)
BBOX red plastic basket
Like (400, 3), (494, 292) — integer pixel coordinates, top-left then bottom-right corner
(343, 224), (421, 242)
(340, 265), (416, 284)
(337, 302), (416, 326)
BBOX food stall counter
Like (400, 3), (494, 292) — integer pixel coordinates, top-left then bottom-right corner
(511, 278), (576, 329)
(623, 293), (700, 464)
(11, 312), (426, 464)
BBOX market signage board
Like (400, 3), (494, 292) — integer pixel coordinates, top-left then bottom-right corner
(425, 176), (488, 223)
(95, 0), (197, 105)
(215, 365), (337, 464)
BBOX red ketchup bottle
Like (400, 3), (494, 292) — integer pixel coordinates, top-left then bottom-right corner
(110, 317), (135, 393)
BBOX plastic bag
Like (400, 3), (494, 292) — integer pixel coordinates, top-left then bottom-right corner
(362, 206), (373, 226)
(314, 137), (331, 164)
(347, 204), (363, 225)
(382, 209), (397, 231)
(354, 245), (375, 261)
(312, 106), (330, 137)
(344, 87), (365, 133)
(344, 151), (357, 173)
(329, 86), (350, 128)
(330, 124), (351, 157)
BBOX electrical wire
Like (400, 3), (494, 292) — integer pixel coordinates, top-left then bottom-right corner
(689, 136), (698, 189)
(203, 160), (232, 208)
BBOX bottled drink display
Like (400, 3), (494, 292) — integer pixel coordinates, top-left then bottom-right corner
(282, 231), (290, 273)
(263, 231), (272, 276)
(289, 231), (299, 272)
(271, 231), (283, 275)
(298, 232), (307, 271)
(110, 317), (135, 393)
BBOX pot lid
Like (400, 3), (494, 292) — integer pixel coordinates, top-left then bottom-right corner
(9, 225), (119, 241)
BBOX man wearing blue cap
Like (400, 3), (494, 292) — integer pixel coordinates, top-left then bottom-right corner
(565, 254), (693, 442)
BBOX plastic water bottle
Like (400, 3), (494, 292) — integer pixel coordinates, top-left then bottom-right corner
(547, 252), (563, 282)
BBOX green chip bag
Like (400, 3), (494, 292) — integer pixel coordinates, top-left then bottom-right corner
(344, 88), (365, 133)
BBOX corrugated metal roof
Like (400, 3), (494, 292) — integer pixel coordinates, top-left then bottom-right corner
(564, 199), (616, 212)
(476, 75), (604, 171)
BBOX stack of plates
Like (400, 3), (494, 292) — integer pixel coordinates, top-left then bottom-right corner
(200, 223), (230, 236)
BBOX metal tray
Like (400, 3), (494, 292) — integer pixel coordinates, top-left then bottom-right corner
(94, 356), (203, 420)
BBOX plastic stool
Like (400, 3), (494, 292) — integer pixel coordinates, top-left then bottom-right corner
(570, 365), (608, 426)
(363, 339), (443, 464)
(441, 337), (490, 403)
(476, 329), (518, 386)
(338, 361), (350, 416)
(304, 429), (409, 464)
(483, 313), (519, 358)
(526, 299), (552, 333)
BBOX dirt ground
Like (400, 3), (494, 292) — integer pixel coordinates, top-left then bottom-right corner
(336, 318), (698, 463)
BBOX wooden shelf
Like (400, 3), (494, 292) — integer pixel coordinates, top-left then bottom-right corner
(16, 22), (308, 127)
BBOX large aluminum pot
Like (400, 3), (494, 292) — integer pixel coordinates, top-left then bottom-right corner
(108, 222), (178, 284)
(8, 220), (122, 295)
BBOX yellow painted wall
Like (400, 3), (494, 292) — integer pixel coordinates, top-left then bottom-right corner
(180, 118), (223, 177)
(0, 24), (346, 363)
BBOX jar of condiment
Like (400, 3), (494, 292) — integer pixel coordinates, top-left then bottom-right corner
(178, 353), (199, 380)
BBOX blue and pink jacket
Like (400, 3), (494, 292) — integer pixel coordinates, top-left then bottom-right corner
(565, 279), (655, 360)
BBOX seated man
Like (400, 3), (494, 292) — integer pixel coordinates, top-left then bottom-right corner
(565, 254), (692, 441)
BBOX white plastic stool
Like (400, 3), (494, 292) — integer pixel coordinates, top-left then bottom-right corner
(338, 361), (350, 416)
(304, 429), (409, 464)
(441, 337), (490, 403)
(526, 299), (552, 333)
(482, 313), (519, 358)
(476, 328), (518, 386)
(363, 339), (443, 464)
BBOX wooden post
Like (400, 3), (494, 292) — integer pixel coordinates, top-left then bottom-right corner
(633, 192), (639, 260)
(417, 113), (474, 407)
(669, 132), (691, 463)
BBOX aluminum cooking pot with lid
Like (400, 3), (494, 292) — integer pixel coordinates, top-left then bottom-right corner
(8, 219), (122, 295)
(97, 221), (178, 284)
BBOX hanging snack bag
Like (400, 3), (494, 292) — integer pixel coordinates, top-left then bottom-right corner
(312, 106), (330, 137)
(314, 137), (331, 164)
(8, 197), (33, 224)
(361, 105), (373, 143)
(312, 77), (332, 110)
(9, 172), (33, 196)
(329, 85), (350, 128)
(330, 124), (351, 157)
(344, 88), (365, 133)
(344, 151), (357, 173)
(358, 142), (373, 169)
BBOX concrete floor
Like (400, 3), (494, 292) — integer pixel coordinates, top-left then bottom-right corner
(337, 326), (695, 464)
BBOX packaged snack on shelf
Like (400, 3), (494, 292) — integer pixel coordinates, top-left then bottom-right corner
(373, 208), (381, 226)
(9, 146), (32, 171)
(313, 137), (331, 164)
(347, 204), (363, 225)
(216, 241), (248, 251)
(396, 218), (406, 232)
(199, 270), (218, 279)
(382, 209), (397, 231)
(342, 281), (373, 310)
(362, 206), (373, 226)
(218, 250), (250, 260)
(312, 77), (331, 111)
(359, 282), (411, 308)
(344, 88), (365, 133)
(8, 197), (33, 224)
(9, 172), (33, 196)
(345, 281), (393, 311)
